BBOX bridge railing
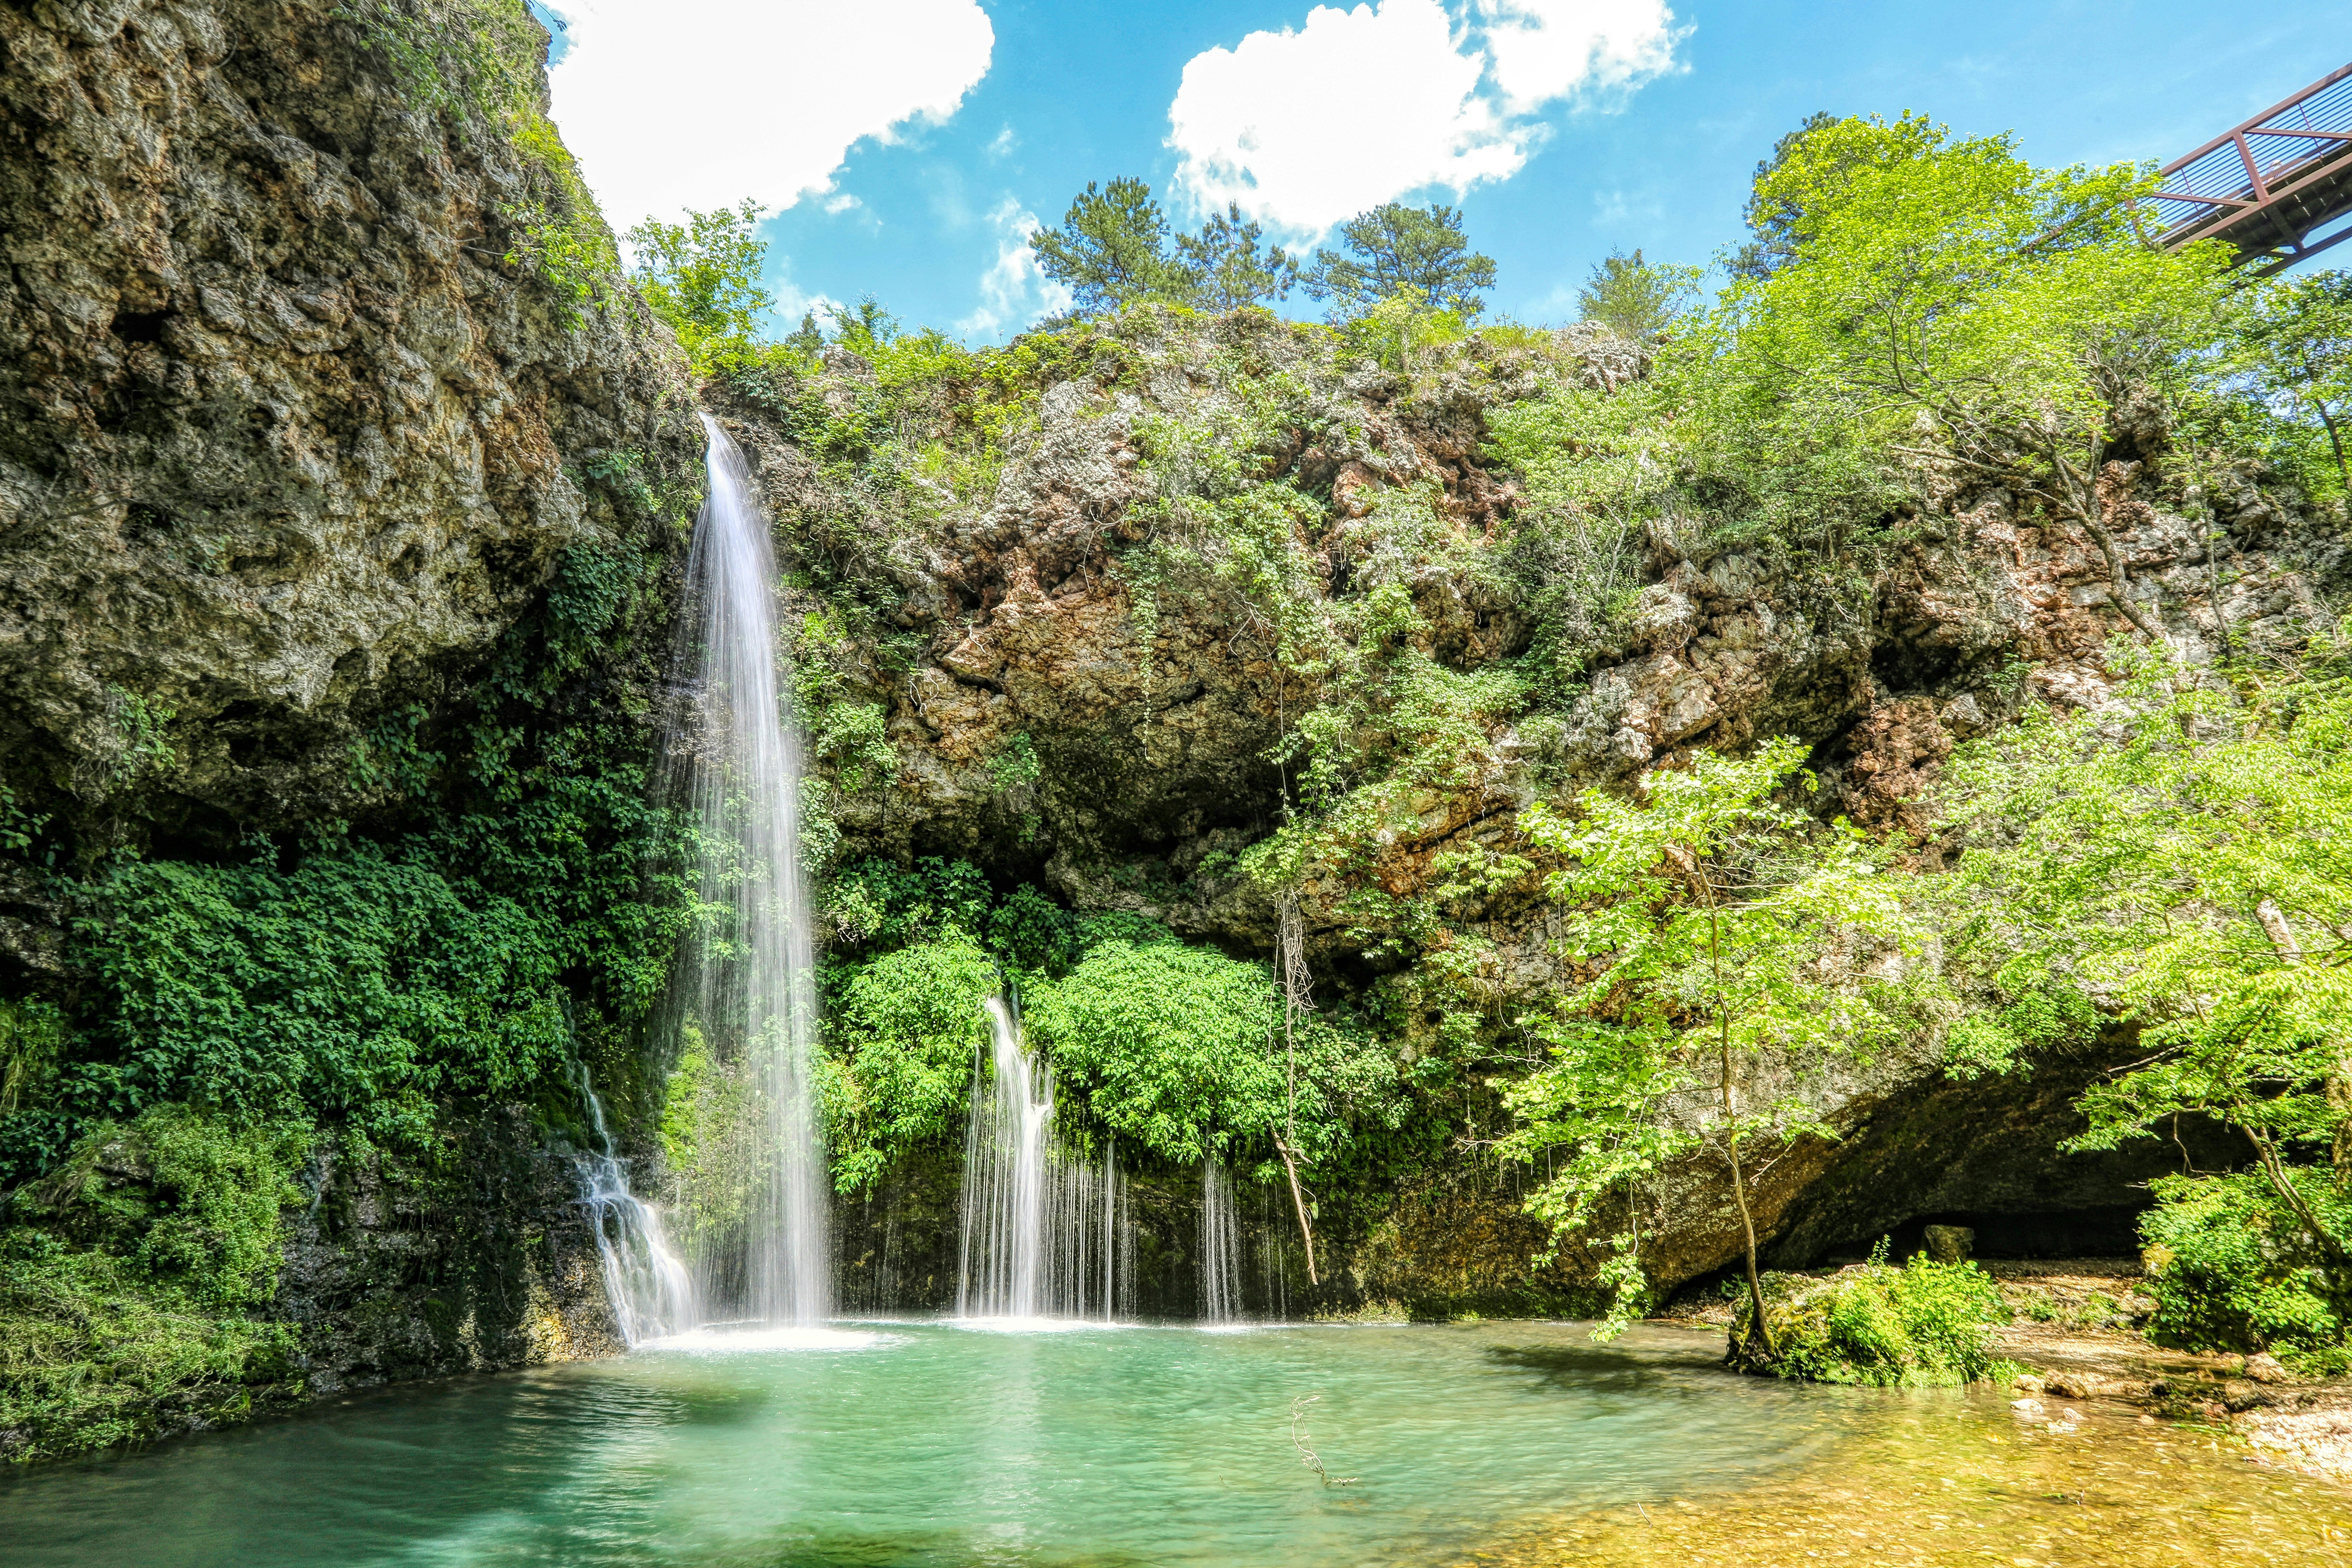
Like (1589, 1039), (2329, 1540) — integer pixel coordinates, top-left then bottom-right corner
(2151, 61), (2352, 263)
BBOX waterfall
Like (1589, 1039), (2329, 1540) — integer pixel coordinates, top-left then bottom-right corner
(669, 414), (830, 1326)
(957, 996), (1131, 1322)
(1200, 1158), (1243, 1325)
(572, 1073), (697, 1346)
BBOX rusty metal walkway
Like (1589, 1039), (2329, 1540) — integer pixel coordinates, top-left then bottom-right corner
(2152, 61), (2352, 273)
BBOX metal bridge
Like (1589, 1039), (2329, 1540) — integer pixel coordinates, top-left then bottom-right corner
(2152, 60), (2352, 273)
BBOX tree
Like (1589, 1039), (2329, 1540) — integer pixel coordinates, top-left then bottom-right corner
(1030, 178), (1194, 315)
(783, 310), (825, 358)
(1500, 740), (1922, 1352)
(2245, 268), (2352, 492)
(824, 294), (898, 355)
(1729, 110), (1838, 280)
(1576, 248), (1701, 339)
(625, 200), (773, 375)
(1174, 202), (1301, 311)
(1938, 642), (2352, 1290)
(1304, 203), (1496, 319)
(1720, 114), (2235, 645)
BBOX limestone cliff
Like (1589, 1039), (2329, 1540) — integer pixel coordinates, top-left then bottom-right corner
(0, 0), (699, 862)
(714, 310), (2343, 1313)
(0, 0), (699, 1457)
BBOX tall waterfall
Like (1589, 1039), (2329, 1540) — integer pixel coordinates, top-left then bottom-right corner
(958, 996), (1131, 1321)
(670, 414), (830, 1326)
(1200, 1158), (1242, 1324)
(572, 1071), (697, 1345)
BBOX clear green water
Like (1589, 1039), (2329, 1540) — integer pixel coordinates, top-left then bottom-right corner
(0, 1321), (1969, 1567)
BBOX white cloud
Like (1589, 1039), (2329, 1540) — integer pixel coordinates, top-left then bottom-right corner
(774, 275), (841, 328)
(547, 0), (994, 234)
(1475, 0), (1682, 114)
(1167, 0), (1682, 236)
(957, 199), (1074, 340)
(822, 193), (862, 215)
(986, 125), (1019, 159)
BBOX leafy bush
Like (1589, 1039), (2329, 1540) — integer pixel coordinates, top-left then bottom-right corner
(2139, 1168), (2352, 1360)
(1734, 1244), (2012, 1386)
(824, 934), (999, 1192)
(1, 1108), (309, 1460)
(66, 848), (570, 1146)
(1025, 940), (1404, 1170)
(1023, 940), (1282, 1163)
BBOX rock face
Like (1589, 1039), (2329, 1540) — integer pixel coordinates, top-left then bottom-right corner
(0, 0), (691, 1447)
(723, 315), (2346, 1313)
(0, 0), (698, 849)
(278, 1107), (621, 1396)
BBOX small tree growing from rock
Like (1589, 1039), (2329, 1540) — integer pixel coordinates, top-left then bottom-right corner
(1503, 738), (1927, 1358)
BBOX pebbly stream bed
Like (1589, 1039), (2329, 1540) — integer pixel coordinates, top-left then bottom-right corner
(4, 1321), (2347, 1567)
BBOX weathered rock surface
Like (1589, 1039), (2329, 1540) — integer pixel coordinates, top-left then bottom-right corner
(278, 1107), (620, 1395)
(0, 0), (699, 850)
(0, 0), (692, 1448)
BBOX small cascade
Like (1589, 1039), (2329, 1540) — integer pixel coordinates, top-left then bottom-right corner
(958, 996), (1132, 1321)
(665, 414), (830, 1326)
(572, 1073), (697, 1346)
(1200, 1158), (1243, 1324)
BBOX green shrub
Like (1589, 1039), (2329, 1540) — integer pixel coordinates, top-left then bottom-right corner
(2139, 1168), (2352, 1359)
(66, 848), (572, 1146)
(1, 1108), (309, 1460)
(1025, 940), (1404, 1170)
(1735, 1243), (2012, 1386)
(824, 934), (998, 1192)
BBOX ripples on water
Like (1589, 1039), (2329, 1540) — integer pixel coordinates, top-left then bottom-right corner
(4, 1322), (2346, 1567)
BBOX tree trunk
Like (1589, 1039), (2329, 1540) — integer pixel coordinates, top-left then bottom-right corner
(2259, 896), (2352, 1192)
(2318, 404), (2350, 494)
(2064, 454), (2168, 645)
(1700, 873), (1774, 1365)
(1276, 892), (1319, 1285)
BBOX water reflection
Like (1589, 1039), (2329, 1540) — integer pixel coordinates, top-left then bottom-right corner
(5, 1322), (2344, 1568)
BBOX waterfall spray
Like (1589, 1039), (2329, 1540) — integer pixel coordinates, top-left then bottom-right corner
(572, 1070), (697, 1345)
(1200, 1158), (1242, 1325)
(958, 995), (1130, 1321)
(669, 414), (831, 1326)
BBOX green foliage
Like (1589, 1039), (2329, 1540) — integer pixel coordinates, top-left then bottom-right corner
(1503, 740), (1928, 1336)
(3, 542), (697, 1183)
(0, 1107), (308, 1461)
(657, 1021), (761, 1239)
(105, 687), (177, 786)
(824, 934), (998, 1192)
(627, 201), (776, 375)
(1304, 203), (1496, 320)
(1174, 204), (1302, 312)
(2241, 267), (2352, 495)
(1023, 941), (1404, 1173)
(342, 0), (620, 325)
(1714, 113), (2231, 626)
(0, 997), (63, 1118)
(824, 856), (993, 954)
(66, 847), (573, 1146)
(1730, 109), (1872, 280)
(1939, 644), (2352, 1268)
(1024, 941), (1281, 1163)
(1575, 249), (1702, 340)
(793, 610), (897, 792)
(1735, 1242), (2012, 1386)
(1031, 178), (1196, 315)
(1031, 180), (1299, 316)
(2139, 1168), (2352, 1358)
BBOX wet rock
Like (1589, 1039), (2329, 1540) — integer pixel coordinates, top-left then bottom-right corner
(1922, 1224), (1975, 1263)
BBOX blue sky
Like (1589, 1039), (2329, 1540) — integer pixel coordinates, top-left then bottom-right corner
(538, 1), (2345, 344)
